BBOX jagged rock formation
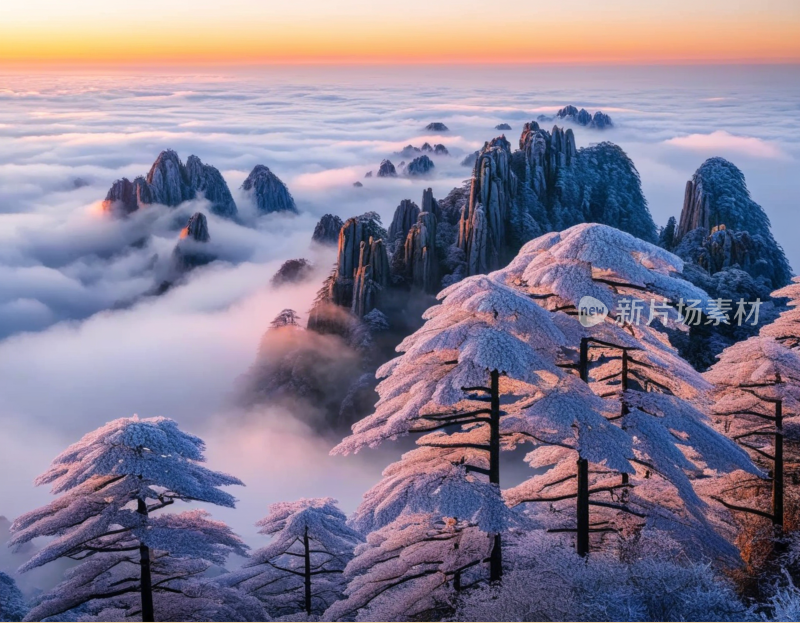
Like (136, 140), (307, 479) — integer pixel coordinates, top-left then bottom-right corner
(185, 155), (237, 218)
(308, 212), (390, 332)
(398, 211), (438, 293)
(405, 155), (435, 176)
(352, 238), (390, 317)
(519, 121), (577, 206)
(241, 165), (297, 214)
(387, 200), (420, 249)
(103, 177), (150, 215)
(271, 258), (314, 287)
(421, 187), (441, 219)
(495, 123), (512, 130)
(672, 158), (791, 289)
(312, 214), (344, 246)
(364, 171), (373, 178)
(458, 136), (517, 275)
(377, 160), (397, 178)
(102, 150), (237, 218)
(513, 122), (656, 241)
(147, 149), (194, 206)
(397, 143), (448, 158)
(461, 150), (480, 167)
(591, 111), (613, 129)
(183, 211), (210, 242)
(556, 105), (613, 129)
(172, 212), (215, 272)
(421, 142), (449, 155)
(425, 122), (449, 131)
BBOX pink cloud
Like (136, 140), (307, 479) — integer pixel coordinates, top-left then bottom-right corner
(664, 130), (787, 160)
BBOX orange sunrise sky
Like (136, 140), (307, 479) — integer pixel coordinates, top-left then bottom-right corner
(0, 0), (799, 65)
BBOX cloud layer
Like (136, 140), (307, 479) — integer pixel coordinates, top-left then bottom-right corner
(0, 66), (799, 587)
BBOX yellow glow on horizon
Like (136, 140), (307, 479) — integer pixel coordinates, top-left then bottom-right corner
(1, 1), (799, 65)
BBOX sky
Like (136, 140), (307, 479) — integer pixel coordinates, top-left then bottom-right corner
(0, 63), (799, 594)
(1, 0), (800, 64)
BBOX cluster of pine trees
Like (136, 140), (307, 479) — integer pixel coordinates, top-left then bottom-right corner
(3, 224), (800, 622)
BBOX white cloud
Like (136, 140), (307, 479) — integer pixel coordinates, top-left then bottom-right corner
(664, 130), (789, 160)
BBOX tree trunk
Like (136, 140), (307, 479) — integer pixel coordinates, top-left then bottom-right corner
(621, 349), (629, 486)
(576, 340), (591, 556)
(576, 458), (590, 556)
(773, 400), (784, 531)
(488, 369), (502, 582)
(303, 526), (312, 615)
(137, 499), (155, 623)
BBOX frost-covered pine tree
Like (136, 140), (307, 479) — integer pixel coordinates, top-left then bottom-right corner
(220, 498), (362, 618)
(329, 274), (635, 618)
(9, 416), (255, 622)
(763, 277), (800, 350)
(706, 336), (800, 533)
(0, 572), (27, 622)
(494, 223), (757, 556)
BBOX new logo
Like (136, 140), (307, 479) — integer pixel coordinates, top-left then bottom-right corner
(578, 296), (608, 327)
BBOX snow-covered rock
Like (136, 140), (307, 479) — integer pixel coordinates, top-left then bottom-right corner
(240, 164), (297, 214)
(376, 159), (397, 177)
(185, 155), (237, 218)
(404, 155), (435, 176)
(312, 213), (344, 245)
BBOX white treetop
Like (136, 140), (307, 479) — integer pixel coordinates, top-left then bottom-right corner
(220, 498), (362, 617)
(493, 224), (757, 554)
(330, 272), (639, 617)
(762, 277), (800, 349)
(324, 514), (491, 622)
(10, 416), (249, 622)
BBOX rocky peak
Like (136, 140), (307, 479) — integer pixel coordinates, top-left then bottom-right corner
(405, 155), (435, 177)
(557, 105), (613, 129)
(352, 238), (390, 317)
(185, 155), (237, 218)
(271, 258), (314, 287)
(312, 214), (344, 245)
(425, 122), (449, 132)
(458, 135), (518, 275)
(495, 123), (512, 130)
(312, 212), (389, 318)
(674, 158), (791, 288)
(103, 178), (139, 215)
(591, 111), (613, 129)
(377, 159), (397, 178)
(146, 149), (194, 206)
(241, 165), (297, 214)
(421, 187), (441, 220)
(401, 210), (439, 293)
(388, 199), (420, 248)
(182, 212), (210, 242)
(172, 212), (215, 273)
(102, 151), (237, 219)
(519, 122), (576, 202)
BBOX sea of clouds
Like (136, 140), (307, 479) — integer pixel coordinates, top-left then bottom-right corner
(1, 64), (799, 590)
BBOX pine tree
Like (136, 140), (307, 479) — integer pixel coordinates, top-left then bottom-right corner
(328, 274), (633, 618)
(496, 223), (757, 556)
(221, 498), (362, 617)
(706, 338), (800, 532)
(10, 416), (255, 622)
